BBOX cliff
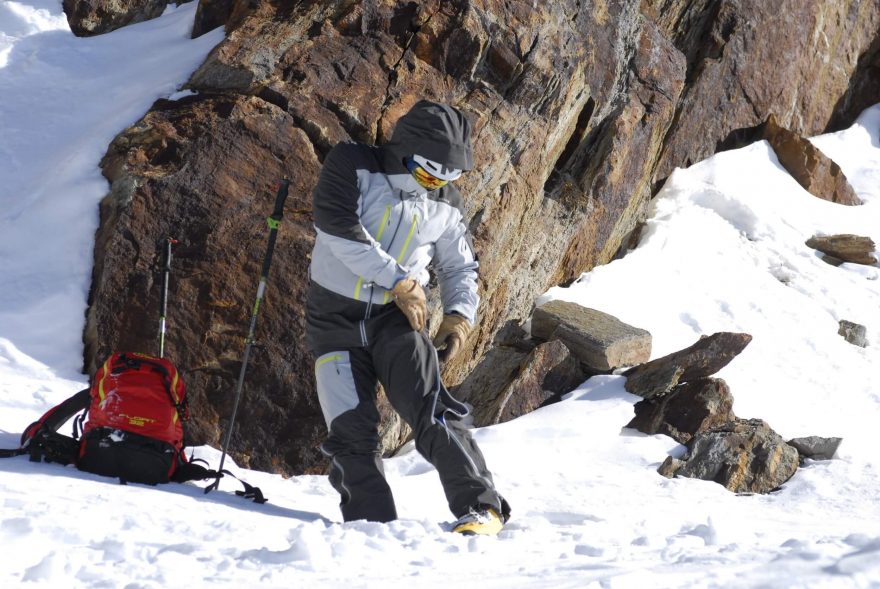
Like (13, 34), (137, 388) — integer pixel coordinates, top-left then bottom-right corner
(78, 0), (880, 474)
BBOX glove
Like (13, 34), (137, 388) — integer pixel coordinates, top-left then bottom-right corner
(432, 314), (472, 362)
(391, 278), (427, 331)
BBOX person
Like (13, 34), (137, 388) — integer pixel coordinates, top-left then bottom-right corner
(305, 100), (510, 535)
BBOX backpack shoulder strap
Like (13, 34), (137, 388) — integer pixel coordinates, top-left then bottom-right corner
(20, 388), (90, 445)
(0, 388), (90, 461)
(0, 447), (27, 458)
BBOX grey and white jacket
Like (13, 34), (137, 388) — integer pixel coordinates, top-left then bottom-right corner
(306, 101), (479, 353)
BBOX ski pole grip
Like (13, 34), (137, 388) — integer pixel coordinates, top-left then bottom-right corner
(271, 179), (290, 220)
(163, 238), (177, 271)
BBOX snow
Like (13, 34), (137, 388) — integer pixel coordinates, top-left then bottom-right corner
(1, 3), (880, 587)
(0, 0), (223, 376)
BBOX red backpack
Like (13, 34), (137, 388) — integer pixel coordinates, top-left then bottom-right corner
(76, 352), (189, 485)
(2, 352), (265, 501)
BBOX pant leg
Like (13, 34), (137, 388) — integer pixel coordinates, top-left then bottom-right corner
(315, 348), (397, 523)
(371, 312), (508, 520)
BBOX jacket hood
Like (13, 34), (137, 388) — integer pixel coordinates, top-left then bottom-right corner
(384, 100), (474, 172)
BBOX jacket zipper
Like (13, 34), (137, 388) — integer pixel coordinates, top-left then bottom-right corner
(354, 205), (392, 301)
(382, 213), (419, 304)
(359, 196), (407, 345)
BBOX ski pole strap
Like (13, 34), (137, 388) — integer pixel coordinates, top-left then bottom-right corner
(260, 180), (290, 278)
(228, 471), (268, 504)
(272, 179), (290, 220)
(175, 459), (268, 504)
(211, 469), (267, 504)
(0, 447), (28, 458)
(265, 180), (289, 231)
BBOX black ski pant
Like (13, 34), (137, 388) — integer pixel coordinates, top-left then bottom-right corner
(314, 311), (507, 523)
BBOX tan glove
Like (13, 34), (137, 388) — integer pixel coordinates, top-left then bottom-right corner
(391, 279), (427, 331)
(432, 314), (472, 361)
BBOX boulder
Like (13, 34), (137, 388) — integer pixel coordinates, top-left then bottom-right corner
(623, 332), (752, 399)
(454, 339), (586, 427)
(838, 320), (868, 348)
(806, 235), (878, 266)
(626, 377), (735, 444)
(90, 1), (688, 473)
(62, 0), (170, 36)
(86, 0), (880, 474)
(787, 436), (843, 461)
(659, 418), (800, 494)
(531, 301), (652, 371)
(762, 115), (861, 206)
(91, 95), (327, 473)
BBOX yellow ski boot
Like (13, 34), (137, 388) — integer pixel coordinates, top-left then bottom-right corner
(452, 507), (504, 536)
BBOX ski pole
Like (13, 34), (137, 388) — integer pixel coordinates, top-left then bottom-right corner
(206, 179), (290, 494)
(158, 237), (178, 358)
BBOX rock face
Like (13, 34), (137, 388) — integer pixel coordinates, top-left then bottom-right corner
(827, 35), (880, 132)
(453, 339), (586, 427)
(62, 0), (171, 36)
(645, 0), (880, 180)
(623, 332), (752, 399)
(531, 301), (652, 371)
(659, 419), (800, 494)
(88, 1), (687, 474)
(806, 235), (878, 266)
(85, 0), (880, 474)
(627, 377), (734, 444)
(762, 115), (861, 206)
(192, 0), (238, 37)
(91, 95), (326, 473)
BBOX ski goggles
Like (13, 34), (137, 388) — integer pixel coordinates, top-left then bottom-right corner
(405, 156), (462, 191)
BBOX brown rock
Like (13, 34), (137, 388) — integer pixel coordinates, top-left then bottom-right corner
(762, 115), (861, 206)
(627, 377), (735, 444)
(827, 35), (880, 132)
(658, 456), (685, 478)
(86, 0), (880, 475)
(820, 254), (845, 267)
(89, 94), (326, 474)
(90, 1), (687, 473)
(192, 0), (237, 38)
(806, 234), (878, 265)
(454, 339), (586, 427)
(63, 0), (170, 36)
(532, 301), (652, 371)
(651, 0), (880, 180)
(671, 418), (800, 494)
(624, 332), (752, 399)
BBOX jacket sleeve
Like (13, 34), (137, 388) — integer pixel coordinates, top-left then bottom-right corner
(432, 214), (480, 323)
(312, 144), (408, 289)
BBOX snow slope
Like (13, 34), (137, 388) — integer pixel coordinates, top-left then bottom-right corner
(1, 3), (879, 588)
(0, 0), (224, 375)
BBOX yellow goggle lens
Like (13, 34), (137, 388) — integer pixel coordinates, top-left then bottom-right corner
(410, 166), (449, 190)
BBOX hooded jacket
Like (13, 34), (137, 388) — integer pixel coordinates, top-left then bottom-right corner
(306, 101), (479, 353)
